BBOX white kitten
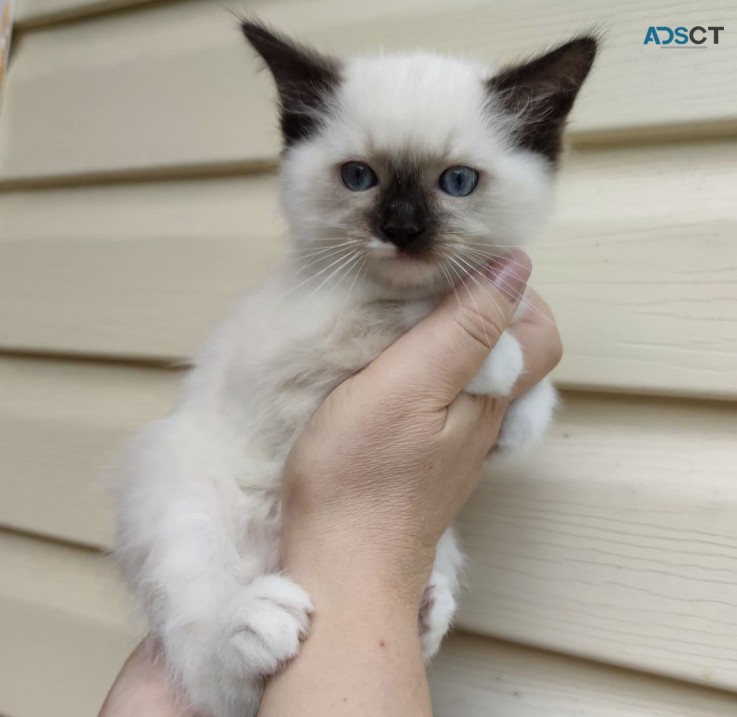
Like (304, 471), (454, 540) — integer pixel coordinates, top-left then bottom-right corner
(112, 22), (596, 717)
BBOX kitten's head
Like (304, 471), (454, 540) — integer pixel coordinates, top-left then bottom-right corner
(242, 21), (596, 295)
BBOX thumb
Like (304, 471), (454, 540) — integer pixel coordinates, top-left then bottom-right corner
(370, 250), (532, 406)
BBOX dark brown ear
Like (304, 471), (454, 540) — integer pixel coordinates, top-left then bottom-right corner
(487, 35), (597, 164)
(241, 20), (341, 147)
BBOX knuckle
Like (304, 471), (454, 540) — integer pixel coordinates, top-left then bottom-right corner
(480, 395), (508, 444)
(373, 387), (434, 430)
(456, 304), (504, 351)
(483, 394), (509, 421)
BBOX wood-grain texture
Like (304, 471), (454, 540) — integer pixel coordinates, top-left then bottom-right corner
(3, 530), (737, 717)
(2, 0), (736, 181)
(14, 0), (164, 28)
(2, 140), (736, 396)
(2, 357), (737, 691)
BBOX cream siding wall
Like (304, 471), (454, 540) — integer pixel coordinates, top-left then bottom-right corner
(1, 1), (736, 715)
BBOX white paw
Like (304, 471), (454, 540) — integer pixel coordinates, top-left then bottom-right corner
(419, 573), (456, 662)
(498, 378), (557, 454)
(465, 331), (524, 397)
(226, 574), (313, 678)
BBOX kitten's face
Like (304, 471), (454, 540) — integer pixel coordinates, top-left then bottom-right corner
(243, 24), (596, 295)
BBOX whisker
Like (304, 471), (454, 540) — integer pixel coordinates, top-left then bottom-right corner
(295, 244), (363, 273)
(446, 243), (539, 274)
(454, 247), (537, 285)
(444, 257), (496, 350)
(446, 256), (502, 345)
(444, 244), (527, 269)
(303, 250), (362, 304)
(336, 256), (367, 326)
(452, 244), (532, 271)
(442, 256), (466, 297)
(324, 255), (364, 303)
(325, 252), (367, 303)
(437, 259), (463, 314)
(452, 252), (552, 324)
(452, 253), (525, 321)
(280, 249), (357, 299)
(452, 244), (507, 263)
(295, 239), (362, 258)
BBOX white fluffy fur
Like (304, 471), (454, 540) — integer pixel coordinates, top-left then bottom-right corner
(113, 50), (558, 717)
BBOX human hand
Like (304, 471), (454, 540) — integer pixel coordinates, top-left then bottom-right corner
(99, 641), (189, 717)
(281, 250), (561, 609)
(100, 252), (561, 717)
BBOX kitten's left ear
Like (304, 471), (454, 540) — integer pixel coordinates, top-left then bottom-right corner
(241, 20), (342, 147)
(488, 35), (598, 164)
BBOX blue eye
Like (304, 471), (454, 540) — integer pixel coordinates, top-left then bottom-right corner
(341, 162), (378, 191)
(439, 166), (479, 197)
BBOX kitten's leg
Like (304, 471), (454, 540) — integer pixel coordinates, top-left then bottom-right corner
(114, 416), (311, 717)
(463, 330), (557, 454)
(419, 527), (464, 661)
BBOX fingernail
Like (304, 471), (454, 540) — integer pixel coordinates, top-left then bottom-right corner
(484, 251), (531, 301)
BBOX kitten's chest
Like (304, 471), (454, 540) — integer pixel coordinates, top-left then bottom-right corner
(255, 298), (433, 453)
(291, 297), (433, 380)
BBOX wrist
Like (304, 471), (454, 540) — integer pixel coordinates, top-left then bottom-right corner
(262, 549), (432, 717)
(283, 528), (434, 616)
(282, 493), (437, 607)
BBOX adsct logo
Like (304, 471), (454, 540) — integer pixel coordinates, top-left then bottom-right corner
(644, 25), (724, 47)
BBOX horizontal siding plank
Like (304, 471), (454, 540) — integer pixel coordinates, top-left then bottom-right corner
(2, 0), (736, 181)
(2, 356), (737, 689)
(536, 140), (737, 398)
(14, 0), (164, 29)
(457, 394), (737, 692)
(430, 633), (737, 716)
(0, 532), (136, 717)
(0, 174), (287, 362)
(2, 141), (736, 397)
(2, 531), (736, 717)
(0, 358), (178, 546)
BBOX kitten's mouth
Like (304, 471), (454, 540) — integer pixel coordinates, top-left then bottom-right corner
(367, 242), (446, 291)
(373, 248), (435, 269)
(390, 250), (427, 262)
(367, 238), (433, 264)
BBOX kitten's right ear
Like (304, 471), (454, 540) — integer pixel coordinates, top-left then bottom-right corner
(487, 35), (598, 165)
(241, 20), (341, 147)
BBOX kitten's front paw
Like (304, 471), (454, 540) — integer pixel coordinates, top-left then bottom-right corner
(419, 573), (456, 662)
(498, 378), (557, 454)
(226, 574), (313, 677)
(465, 331), (523, 397)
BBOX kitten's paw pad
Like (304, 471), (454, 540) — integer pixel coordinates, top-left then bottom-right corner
(227, 574), (313, 676)
(419, 575), (456, 662)
(465, 332), (523, 397)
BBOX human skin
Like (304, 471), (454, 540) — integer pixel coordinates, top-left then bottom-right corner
(99, 251), (562, 717)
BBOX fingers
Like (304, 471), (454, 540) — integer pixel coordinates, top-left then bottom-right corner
(507, 289), (563, 398)
(368, 251), (532, 407)
(444, 391), (508, 455)
(444, 288), (562, 455)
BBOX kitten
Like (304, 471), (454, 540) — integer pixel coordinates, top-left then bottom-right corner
(112, 21), (596, 717)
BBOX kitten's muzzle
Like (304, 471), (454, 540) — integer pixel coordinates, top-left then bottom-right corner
(380, 217), (429, 255)
(374, 172), (434, 256)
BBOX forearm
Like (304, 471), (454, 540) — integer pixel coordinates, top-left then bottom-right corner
(258, 566), (432, 717)
(99, 641), (188, 717)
